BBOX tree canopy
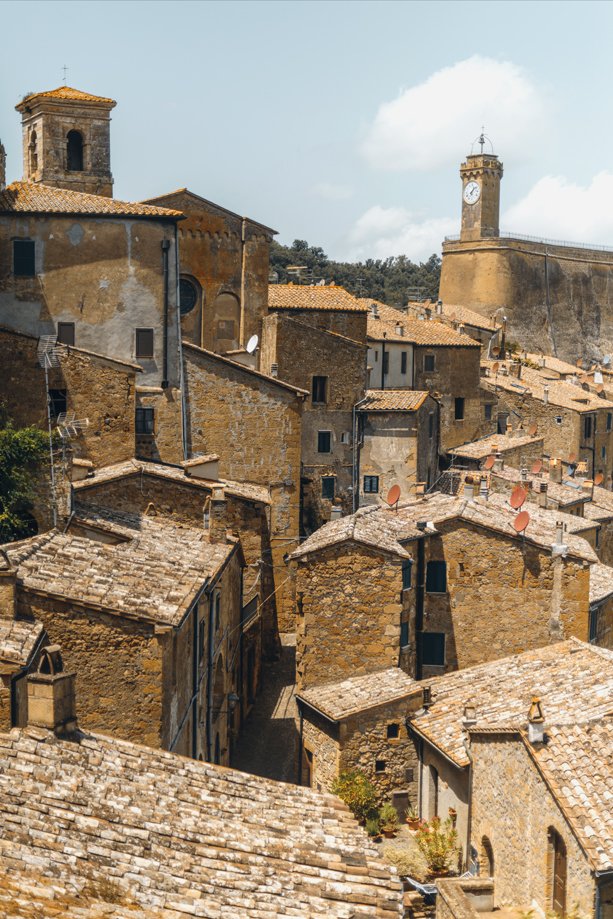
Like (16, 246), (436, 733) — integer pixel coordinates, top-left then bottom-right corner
(0, 404), (49, 543)
(269, 239), (441, 307)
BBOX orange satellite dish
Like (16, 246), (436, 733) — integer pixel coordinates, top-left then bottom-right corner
(492, 361), (500, 373)
(531, 460), (543, 474)
(568, 452), (577, 464)
(597, 383), (605, 394)
(510, 485), (527, 509)
(595, 472), (604, 486)
(491, 345), (501, 357)
(514, 510), (530, 533)
(528, 423), (538, 436)
(387, 484), (401, 506)
(484, 455), (496, 471)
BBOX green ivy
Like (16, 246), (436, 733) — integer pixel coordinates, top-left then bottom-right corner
(0, 403), (49, 543)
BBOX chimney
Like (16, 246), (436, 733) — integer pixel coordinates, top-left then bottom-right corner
(70, 458), (94, 482)
(395, 323), (404, 336)
(422, 686), (433, 710)
(27, 646), (77, 737)
(371, 303), (379, 319)
(425, 307), (432, 320)
(330, 505), (343, 521)
(539, 355), (546, 368)
(543, 384), (549, 404)
(209, 485), (228, 543)
(462, 702), (477, 727)
(550, 458), (563, 483)
(270, 363), (279, 378)
(436, 300), (443, 316)
(463, 478), (476, 501)
(415, 482), (426, 496)
(0, 141), (5, 191)
(479, 476), (489, 499)
(538, 481), (548, 507)
(0, 563), (16, 619)
(510, 360), (522, 379)
(527, 696), (545, 744)
(458, 323), (465, 335)
(493, 452), (504, 472)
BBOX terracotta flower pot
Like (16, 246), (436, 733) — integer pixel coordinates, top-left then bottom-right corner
(406, 817), (420, 830)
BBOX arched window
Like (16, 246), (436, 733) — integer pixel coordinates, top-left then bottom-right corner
(179, 276), (199, 316)
(67, 130), (84, 171)
(428, 765), (439, 818)
(213, 292), (240, 347)
(212, 655), (225, 718)
(29, 130), (38, 174)
(480, 836), (494, 878)
(548, 827), (567, 916)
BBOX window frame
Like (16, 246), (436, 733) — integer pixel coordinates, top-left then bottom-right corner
(484, 403), (493, 421)
(135, 328), (154, 359)
(402, 559), (413, 590)
(421, 631), (446, 667)
(454, 397), (465, 421)
(57, 322), (75, 346)
(424, 353), (436, 372)
(363, 474), (379, 494)
(321, 476), (335, 500)
(400, 351), (408, 375)
(48, 389), (67, 419)
(13, 239), (36, 277)
(426, 560), (447, 594)
(135, 406), (155, 436)
(312, 375), (328, 405)
(317, 430), (332, 454)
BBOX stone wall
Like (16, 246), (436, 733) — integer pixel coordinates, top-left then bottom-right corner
(440, 236), (613, 365)
(183, 343), (303, 629)
(592, 595), (613, 650)
(271, 307), (368, 344)
(470, 732), (595, 912)
(417, 740), (470, 863)
(301, 708), (340, 793)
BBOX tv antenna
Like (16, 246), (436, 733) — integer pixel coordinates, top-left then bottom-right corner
(37, 336), (62, 527)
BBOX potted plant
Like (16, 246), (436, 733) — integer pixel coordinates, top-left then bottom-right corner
(415, 816), (459, 877)
(406, 804), (420, 830)
(365, 816), (382, 842)
(379, 803), (399, 838)
(448, 806), (457, 827)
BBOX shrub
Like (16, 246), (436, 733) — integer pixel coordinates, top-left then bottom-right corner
(365, 816), (381, 837)
(331, 770), (378, 823)
(379, 803), (399, 832)
(415, 816), (458, 874)
(383, 842), (429, 881)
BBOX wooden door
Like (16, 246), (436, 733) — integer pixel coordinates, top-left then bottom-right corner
(552, 831), (567, 916)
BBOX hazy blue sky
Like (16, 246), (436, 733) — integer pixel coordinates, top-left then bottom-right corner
(2, 0), (613, 261)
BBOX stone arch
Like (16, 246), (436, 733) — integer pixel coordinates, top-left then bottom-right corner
(480, 835), (494, 878)
(213, 292), (240, 350)
(29, 129), (38, 174)
(427, 764), (439, 819)
(67, 130), (84, 171)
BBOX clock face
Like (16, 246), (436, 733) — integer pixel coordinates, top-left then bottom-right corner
(463, 181), (481, 205)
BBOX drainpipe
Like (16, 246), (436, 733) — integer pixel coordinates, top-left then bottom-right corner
(161, 238), (170, 389)
(463, 738), (474, 874)
(206, 589), (215, 762)
(240, 218), (247, 348)
(174, 223), (189, 460)
(352, 401), (360, 513)
(297, 702), (304, 785)
(381, 333), (387, 390)
(415, 536), (425, 679)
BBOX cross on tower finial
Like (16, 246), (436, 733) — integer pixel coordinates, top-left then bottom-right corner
(479, 126), (486, 155)
(62, 65), (68, 86)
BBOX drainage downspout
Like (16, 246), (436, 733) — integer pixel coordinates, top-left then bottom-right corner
(297, 702), (304, 785)
(352, 400), (364, 513)
(415, 536), (425, 680)
(206, 590), (215, 762)
(381, 334), (387, 390)
(174, 223), (189, 460)
(240, 218), (247, 348)
(463, 739), (474, 874)
(161, 238), (170, 389)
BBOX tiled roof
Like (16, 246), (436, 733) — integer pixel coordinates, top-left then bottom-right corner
(18, 86), (116, 106)
(407, 301), (498, 332)
(584, 501), (613, 523)
(182, 341), (309, 395)
(410, 639), (613, 767)
(72, 458), (271, 506)
(589, 562), (613, 605)
(269, 284), (368, 312)
(357, 390), (430, 412)
(0, 726), (403, 917)
(450, 431), (544, 460)
(490, 465), (589, 508)
(0, 182), (183, 219)
(591, 484), (613, 514)
(299, 667), (418, 721)
(3, 506), (235, 626)
(523, 352), (584, 377)
(481, 360), (613, 412)
(527, 717), (613, 873)
(0, 618), (44, 667)
(290, 491), (597, 563)
(365, 302), (479, 347)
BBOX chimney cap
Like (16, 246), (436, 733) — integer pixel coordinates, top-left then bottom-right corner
(528, 696), (544, 724)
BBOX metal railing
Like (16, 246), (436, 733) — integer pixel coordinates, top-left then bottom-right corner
(444, 231), (613, 253)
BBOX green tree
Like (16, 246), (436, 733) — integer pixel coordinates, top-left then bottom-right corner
(0, 404), (49, 543)
(331, 770), (378, 823)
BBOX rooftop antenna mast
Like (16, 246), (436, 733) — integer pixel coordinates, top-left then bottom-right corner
(62, 65), (68, 86)
(37, 336), (61, 527)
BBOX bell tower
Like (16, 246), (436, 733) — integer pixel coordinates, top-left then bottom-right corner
(459, 134), (503, 242)
(15, 86), (116, 198)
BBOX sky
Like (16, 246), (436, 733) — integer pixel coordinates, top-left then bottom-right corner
(2, 0), (613, 263)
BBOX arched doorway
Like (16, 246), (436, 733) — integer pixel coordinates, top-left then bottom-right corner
(428, 765), (439, 818)
(67, 130), (84, 171)
(213, 292), (240, 351)
(548, 828), (567, 916)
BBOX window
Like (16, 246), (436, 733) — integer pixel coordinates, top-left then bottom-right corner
(421, 632), (445, 666)
(66, 130), (84, 171)
(424, 354), (435, 372)
(401, 351), (408, 374)
(484, 403), (493, 421)
(405, 768), (414, 783)
(312, 376), (327, 404)
(402, 559), (413, 590)
(375, 759), (387, 773)
(548, 828), (567, 916)
(179, 277), (199, 316)
(135, 328), (154, 359)
(363, 475), (379, 494)
(383, 352), (389, 375)
(215, 592), (221, 632)
(608, 413), (612, 432)
(428, 412), (435, 439)
(584, 415), (593, 440)
(198, 616), (206, 666)
(13, 239), (35, 277)
(135, 407), (154, 435)
(426, 560), (447, 593)
(589, 607), (600, 643)
(57, 322), (75, 346)
(555, 416), (563, 425)
(48, 389), (67, 419)
(340, 431), (351, 445)
(454, 397), (465, 421)
(321, 476), (335, 500)
(387, 723), (400, 739)
(317, 431), (331, 453)
(400, 620), (409, 648)
(603, 446), (607, 460)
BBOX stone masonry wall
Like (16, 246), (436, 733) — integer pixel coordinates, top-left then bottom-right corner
(413, 345), (485, 452)
(470, 733), (595, 912)
(271, 307), (368, 344)
(301, 710), (340, 793)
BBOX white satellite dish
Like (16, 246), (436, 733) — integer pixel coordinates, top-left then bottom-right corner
(603, 355), (612, 367)
(246, 334), (259, 355)
(594, 370), (604, 385)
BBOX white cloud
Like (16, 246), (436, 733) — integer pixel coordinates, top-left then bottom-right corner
(312, 182), (354, 201)
(362, 55), (545, 172)
(345, 205), (455, 262)
(503, 172), (613, 245)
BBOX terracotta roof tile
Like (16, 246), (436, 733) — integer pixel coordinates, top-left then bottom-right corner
(269, 284), (368, 312)
(0, 618), (44, 667)
(589, 562), (613, 604)
(0, 726), (404, 916)
(489, 465), (589, 508)
(357, 390), (431, 412)
(411, 639), (613, 767)
(0, 182), (182, 219)
(299, 668), (418, 721)
(18, 86), (116, 106)
(407, 301), (498, 332)
(481, 360), (613, 412)
(364, 301), (480, 347)
(450, 432), (544, 460)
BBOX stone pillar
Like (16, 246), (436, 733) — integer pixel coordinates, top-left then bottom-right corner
(27, 646), (77, 736)
(209, 485), (228, 544)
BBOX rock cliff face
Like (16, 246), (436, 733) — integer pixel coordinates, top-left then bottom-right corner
(440, 236), (613, 363)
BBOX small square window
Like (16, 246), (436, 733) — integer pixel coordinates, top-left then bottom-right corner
(424, 354), (435, 372)
(602, 446), (607, 460)
(13, 239), (35, 277)
(421, 632), (445, 666)
(455, 397), (465, 421)
(375, 759), (387, 773)
(317, 431), (331, 453)
(135, 328), (154, 359)
(135, 407), (154, 435)
(49, 389), (67, 419)
(57, 322), (75, 346)
(401, 351), (408, 374)
(340, 432), (351, 445)
(584, 416), (593, 440)
(363, 475), (379, 494)
(484, 403), (493, 421)
(312, 376), (327, 404)
(321, 476), (335, 500)
(405, 767), (414, 783)
(555, 416), (563, 425)
(387, 723), (400, 739)
(426, 560), (447, 593)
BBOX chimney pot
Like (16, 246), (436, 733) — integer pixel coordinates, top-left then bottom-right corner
(27, 646), (77, 736)
(527, 696), (545, 743)
(209, 486), (229, 543)
(543, 384), (549, 404)
(270, 363), (279, 378)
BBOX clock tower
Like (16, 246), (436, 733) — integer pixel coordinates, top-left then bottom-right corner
(459, 150), (503, 242)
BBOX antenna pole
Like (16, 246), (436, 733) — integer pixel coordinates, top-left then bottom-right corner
(43, 361), (58, 528)
(62, 64), (68, 85)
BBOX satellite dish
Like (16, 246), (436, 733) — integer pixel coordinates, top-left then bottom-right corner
(246, 334), (259, 354)
(531, 459), (543, 475)
(449, 312), (457, 322)
(595, 472), (604, 486)
(491, 345), (501, 357)
(492, 362), (500, 373)
(484, 455), (496, 471)
(513, 510), (530, 533)
(387, 484), (401, 507)
(528, 423), (538, 436)
(603, 355), (612, 367)
(510, 485), (527, 509)
(568, 452), (577, 464)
